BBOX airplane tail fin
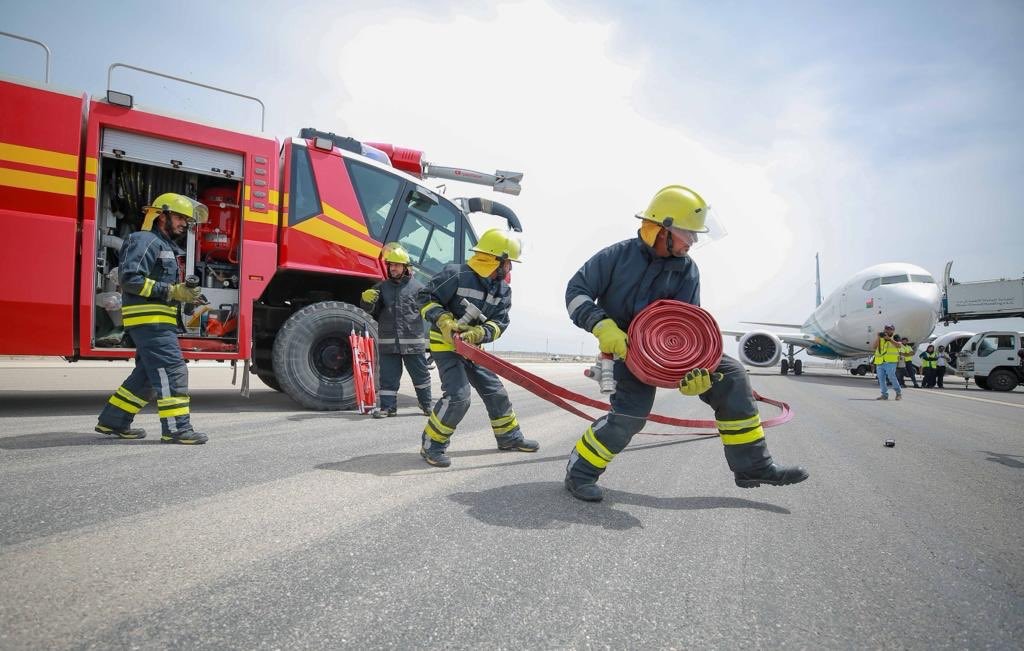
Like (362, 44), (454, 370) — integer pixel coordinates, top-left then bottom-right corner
(815, 253), (822, 308)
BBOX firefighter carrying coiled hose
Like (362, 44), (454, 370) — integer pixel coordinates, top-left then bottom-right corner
(563, 185), (809, 502)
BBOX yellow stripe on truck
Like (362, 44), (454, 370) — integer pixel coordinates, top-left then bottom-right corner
(0, 167), (77, 196)
(0, 142), (78, 172)
(293, 216), (380, 258)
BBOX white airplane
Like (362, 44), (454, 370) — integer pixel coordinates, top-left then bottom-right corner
(723, 260), (941, 375)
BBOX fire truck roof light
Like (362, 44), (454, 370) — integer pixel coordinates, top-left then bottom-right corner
(313, 137), (334, 151)
(106, 90), (133, 108)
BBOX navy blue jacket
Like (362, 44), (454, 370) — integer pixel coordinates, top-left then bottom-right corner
(361, 273), (427, 354)
(419, 264), (511, 352)
(565, 236), (700, 333)
(119, 229), (184, 328)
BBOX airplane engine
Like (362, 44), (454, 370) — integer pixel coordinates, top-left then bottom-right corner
(738, 331), (782, 367)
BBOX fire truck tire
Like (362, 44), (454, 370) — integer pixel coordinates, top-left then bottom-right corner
(253, 369), (283, 392)
(273, 301), (378, 410)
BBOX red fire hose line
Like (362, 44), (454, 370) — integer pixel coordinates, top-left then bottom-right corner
(453, 300), (792, 436)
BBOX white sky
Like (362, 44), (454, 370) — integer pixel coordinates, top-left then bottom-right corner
(3, 0), (1022, 355)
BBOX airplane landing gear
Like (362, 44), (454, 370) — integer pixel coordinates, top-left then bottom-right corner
(780, 344), (799, 376)
(780, 359), (789, 375)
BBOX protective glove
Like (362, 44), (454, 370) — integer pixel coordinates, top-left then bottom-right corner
(678, 368), (723, 396)
(361, 288), (380, 304)
(436, 312), (460, 344)
(168, 282), (202, 304)
(459, 325), (487, 345)
(592, 318), (628, 360)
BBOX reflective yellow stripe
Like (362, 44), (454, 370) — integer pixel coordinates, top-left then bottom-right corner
(139, 278), (155, 298)
(429, 412), (454, 435)
(115, 387), (147, 408)
(421, 302), (442, 319)
(716, 415), (761, 432)
(158, 406), (189, 418)
(108, 396), (143, 414)
(0, 142), (78, 171)
(720, 426), (765, 446)
(123, 314), (177, 327)
(157, 396), (190, 408)
(424, 423), (450, 444)
(85, 157), (97, 175)
(490, 413), (515, 427)
(485, 320), (502, 339)
(122, 304), (177, 315)
(429, 331), (454, 352)
(492, 419), (519, 435)
(575, 438), (609, 468)
(583, 427), (614, 461)
(0, 167), (77, 196)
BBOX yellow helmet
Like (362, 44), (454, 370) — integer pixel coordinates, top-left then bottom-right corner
(141, 192), (210, 231)
(470, 229), (522, 262)
(636, 185), (710, 233)
(381, 242), (412, 265)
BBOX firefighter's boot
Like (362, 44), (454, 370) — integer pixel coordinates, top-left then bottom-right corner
(95, 424), (147, 440)
(160, 429), (209, 445)
(420, 434), (451, 468)
(496, 433), (540, 452)
(733, 463), (809, 488)
(564, 448), (605, 502)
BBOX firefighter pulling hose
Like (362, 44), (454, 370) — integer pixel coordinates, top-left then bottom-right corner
(562, 185), (809, 502)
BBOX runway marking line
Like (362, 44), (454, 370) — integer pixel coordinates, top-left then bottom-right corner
(911, 389), (1024, 410)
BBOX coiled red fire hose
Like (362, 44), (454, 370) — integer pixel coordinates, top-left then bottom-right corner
(453, 300), (792, 435)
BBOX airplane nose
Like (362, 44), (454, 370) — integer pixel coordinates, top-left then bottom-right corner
(892, 285), (940, 339)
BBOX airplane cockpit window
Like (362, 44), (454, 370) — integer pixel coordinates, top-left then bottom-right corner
(863, 278), (881, 290)
(910, 274), (935, 284)
(881, 274), (909, 285)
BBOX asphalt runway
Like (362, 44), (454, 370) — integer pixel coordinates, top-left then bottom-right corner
(1, 361), (1022, 649)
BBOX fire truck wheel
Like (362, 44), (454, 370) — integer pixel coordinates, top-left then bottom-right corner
(253, 369), (283, 392)
(273, 301), (378, 410)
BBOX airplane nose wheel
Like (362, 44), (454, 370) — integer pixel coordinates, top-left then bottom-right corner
(793, 359), (803, 375)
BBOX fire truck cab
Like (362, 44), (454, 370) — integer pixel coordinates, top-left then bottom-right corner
(0, 38), (523, 410)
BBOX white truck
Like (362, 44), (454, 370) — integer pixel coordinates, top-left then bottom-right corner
(956, 331), (1024, 391)
(941, 261), (1024, 325)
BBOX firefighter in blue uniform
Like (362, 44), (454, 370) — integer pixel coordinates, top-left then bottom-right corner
(563, 185), (809, 501)
(360, 242), (433, 417)
(417, 229), (539, 467)
(95, 193), (209, 444)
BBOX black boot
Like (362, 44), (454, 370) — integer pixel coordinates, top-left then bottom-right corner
(734, 463), (808, 488)
(420, 435), (451, 467)
(564, 475), (604, 502)
(95, 424), (146, 439)
(160, 429), (208, 445)
(496, 434), (539, 452)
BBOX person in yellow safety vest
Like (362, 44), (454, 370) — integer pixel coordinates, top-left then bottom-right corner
(900, 337), (919, 388)
(919, 344), (939, 388)
(872, 324), (903, 401)
(95, 193), (210, 443)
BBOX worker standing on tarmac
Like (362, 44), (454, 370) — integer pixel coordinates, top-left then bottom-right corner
(900, 337), (920, 388)
(360, 243), (433, 418)
(919, 344), (939, 388)
(416, 229), (539, 467)
(562, 185), (809, 502)
(872, 325), (903, 401)
(95, 193), (209, 444)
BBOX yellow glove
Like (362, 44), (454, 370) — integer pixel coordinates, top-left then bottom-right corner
(678, 369), (723, 396)
(459, 325), (486, 345)
(592, 318), (628, 360)
(168, 282), (202, 304)
(361, 288), (380, 304)
(436, 313), (460, 344)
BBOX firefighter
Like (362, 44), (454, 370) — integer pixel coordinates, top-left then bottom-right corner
(416, 228), (539, 467)
(872, 325), (902, 400)
(94, 193), (209, 444)
(360, 243), (432, 417)
(563, 185), (809, 502)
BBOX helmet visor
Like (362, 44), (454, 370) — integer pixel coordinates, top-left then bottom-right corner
(684, 205), (726, 251)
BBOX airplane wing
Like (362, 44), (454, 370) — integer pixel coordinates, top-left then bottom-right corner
(721, 329), (818, 348)
(740, 321), (804, 329)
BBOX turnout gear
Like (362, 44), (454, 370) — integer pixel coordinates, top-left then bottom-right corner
(361, 288), (380, 304)
(97, 221), (204, 441)
(592, 318), (629, 360)
(168, 282), (202, 304)
(360, 263), (431, 414)
(417, 261), (534, 466)
(141, 192), (209, 231)
(678, 368), (722, 396)
(161, 429), (208, 445)
(564, 198), (806, 500)
(734, 463), (809, 488)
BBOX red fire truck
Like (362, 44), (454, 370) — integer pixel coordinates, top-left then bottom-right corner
(0, 34), (523, 410)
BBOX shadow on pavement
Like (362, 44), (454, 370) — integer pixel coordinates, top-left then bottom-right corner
(0, 389), (311, 417)
(0, 431), (164, 450)
(315, 437), (710, 477)
(448, 481), (790, 531)
(981, 450), (1024, 469)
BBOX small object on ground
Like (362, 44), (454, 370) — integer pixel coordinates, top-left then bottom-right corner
(884, 439), (896, 448)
